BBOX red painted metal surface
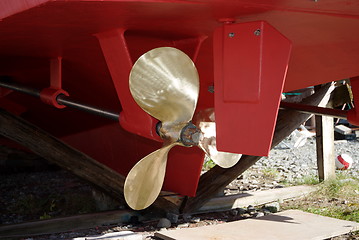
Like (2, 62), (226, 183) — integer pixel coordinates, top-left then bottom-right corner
(40, 57), (70, 108)
(214, 21), (291, 156)
(0, 0), (359, 196)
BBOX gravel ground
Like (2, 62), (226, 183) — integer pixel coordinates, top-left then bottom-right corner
(226, 134), (359, 195)
(0, 131), (358, 239)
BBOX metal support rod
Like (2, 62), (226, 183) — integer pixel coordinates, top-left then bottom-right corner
(0, 78), (119, 121)
(0, 77), (40, 97)
(56, 95), (119, 121)
(280, 101), (347, 119)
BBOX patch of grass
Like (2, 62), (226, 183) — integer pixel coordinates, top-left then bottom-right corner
(203, 157), (216, 171)
(294, 174), (320, 185)
(282, 173), (359, 223)
(261, 168), (280, 179)
(316, 172), (358, 199)
(304, 204), (359, 222)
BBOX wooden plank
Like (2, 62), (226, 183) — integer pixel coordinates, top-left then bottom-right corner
(0, 210), (139, 238)
(73, 231), (142, 240)
(335, 125), (352, 135)
(316, 115), (336, 181)
(183, 83), (334, 213)
(198, 185), (317, 213)
(315, 84), (336, 181)
(155, 210), (359, 240)
(0, 109), (177, 213)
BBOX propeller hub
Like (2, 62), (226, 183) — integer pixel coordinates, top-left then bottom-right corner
(180, 122), (202, 146)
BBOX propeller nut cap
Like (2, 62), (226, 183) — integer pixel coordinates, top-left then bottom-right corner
(180, 122), (201, 146)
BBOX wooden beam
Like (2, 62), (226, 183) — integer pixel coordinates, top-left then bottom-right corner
(0, 109), (177, 213)
(315, 84), (336, 181)
(0, 210), (139, 239)
(183, 83), (334, 213)
(198, 185), (317, 213)
(315, 115), (335, 181)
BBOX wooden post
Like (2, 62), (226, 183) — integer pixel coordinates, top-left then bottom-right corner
(183, 83), (334, 213)
(315, 115), (336, 181)
(315, 84), (336, 181)
(0, 109), (178, 213)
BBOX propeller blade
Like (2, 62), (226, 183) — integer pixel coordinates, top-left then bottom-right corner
(198, 121), (242, 168)
(124, 142), (177, 210)
(129, 47), (199, 123)
(194, 109), (242, 168)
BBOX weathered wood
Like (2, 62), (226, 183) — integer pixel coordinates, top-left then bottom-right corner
(315, 84), (336, 181)
(0, 210), (139, 238)
(155, 210), (359, 240)
(198, 185), (317, 213)
(0, 109), (177, 213)
(183, 83), (334, 213)
(315, 115), (336, 181)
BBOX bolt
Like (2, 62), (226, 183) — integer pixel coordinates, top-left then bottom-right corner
(208, 85), (214, 93)
(180, 123), (201, 146)
(228, 32), (235, 38)
(254, 29), (261, 36)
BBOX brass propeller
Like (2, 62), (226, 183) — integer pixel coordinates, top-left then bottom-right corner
(194, 108), (242, 168)
(124, 47), (241, 210)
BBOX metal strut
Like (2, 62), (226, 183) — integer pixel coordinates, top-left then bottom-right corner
(280, 101), (347, 119)
(0, 77), (119, 121)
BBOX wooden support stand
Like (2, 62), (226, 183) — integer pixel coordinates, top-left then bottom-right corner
(315, 115), (336, 181)
(183, 83), (334, 213)
(0, 109), (177, 213)
(315, 84), (336, 181)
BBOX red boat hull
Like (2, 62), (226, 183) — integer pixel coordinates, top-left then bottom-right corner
(1, 0), (359, 196)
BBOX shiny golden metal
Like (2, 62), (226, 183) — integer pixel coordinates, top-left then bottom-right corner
(194, 108), (242, 168)
(125, 47), (199, 210)
(129, 47), (199, 123)
(198, 121), (242, 168)
(124, 142), (178, 210)
(125, 48), (240, 210)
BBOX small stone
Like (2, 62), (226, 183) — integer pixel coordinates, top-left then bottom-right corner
(166, 212), (179, 224)
(157, 218), (171, 228)
(177, 223), (189, 228)
(190, 217), (201, 223)
(253, 212), (265, 218)
(182, 213), (192, 222)
(237, 208), (246, 215)
(251, 179), (259, 184)
(264, 202), (280, 213)
(242, 213), (251, 218)
(262, 209), (271, 215)
(230, 209), (238, 216)
(247, 205), (256, 213)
